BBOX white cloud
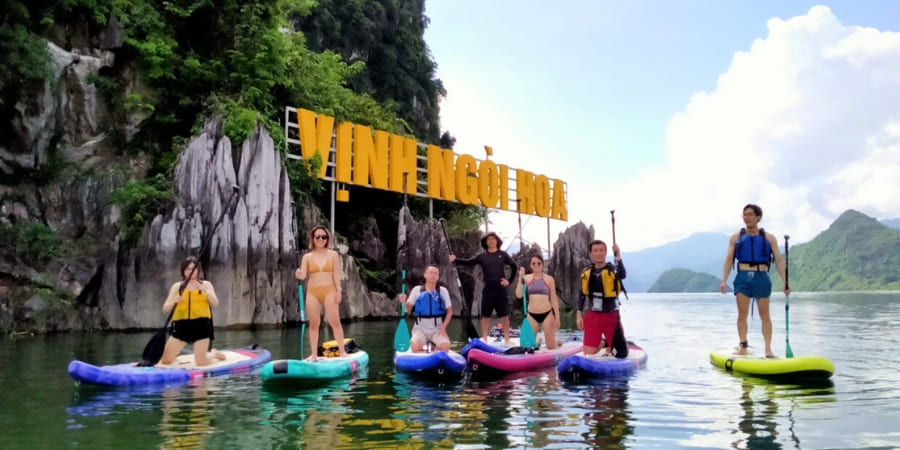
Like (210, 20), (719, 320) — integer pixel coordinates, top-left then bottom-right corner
(437, 6), (900, 252)
(601, 5), (900, 249)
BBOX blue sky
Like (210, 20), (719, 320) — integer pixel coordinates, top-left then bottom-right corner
(424, 1), (900, 252)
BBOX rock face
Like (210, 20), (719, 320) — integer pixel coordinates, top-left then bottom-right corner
(395, 206), (467, 315)
(2, 41), (594, 333)
(548, 221), (595, 309)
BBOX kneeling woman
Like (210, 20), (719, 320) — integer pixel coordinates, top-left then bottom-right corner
(161, 256), (226, 366)
(516, 255), (561, 349)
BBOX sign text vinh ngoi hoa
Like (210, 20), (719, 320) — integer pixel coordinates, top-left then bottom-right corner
(285, 107), (567, 220)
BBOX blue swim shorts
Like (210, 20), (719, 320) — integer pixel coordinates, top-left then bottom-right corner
(733, 270), (772, 299)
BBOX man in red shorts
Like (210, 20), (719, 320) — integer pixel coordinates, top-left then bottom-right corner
(576, 239), (629, 358)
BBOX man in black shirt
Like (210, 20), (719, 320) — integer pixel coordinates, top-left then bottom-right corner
(449, 232), (518, 345)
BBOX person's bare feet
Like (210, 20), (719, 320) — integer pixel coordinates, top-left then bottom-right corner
(734, 347), (748, 356)
(213, 350), (227, 361)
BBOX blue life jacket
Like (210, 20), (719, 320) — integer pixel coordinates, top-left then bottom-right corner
(734, 228), (772, 270)
(413, 287), (446, 325)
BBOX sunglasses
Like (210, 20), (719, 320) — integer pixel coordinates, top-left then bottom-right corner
(531, 261), (542, 266)
(314, 234), (329, 240)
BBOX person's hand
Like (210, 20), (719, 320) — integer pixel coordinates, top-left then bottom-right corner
(719, 281), (727, 294)
(186, 280), (204, 293)
(518, 267), (525, 278)
(784, 287), (792, 296)
(294, 268), (302, 279)
(448, 254), (456, 263)
(398, 293), (407, 303)
(576, 313), (584, 331)
(500, 278), (509, 287)
(612, 244), (621, 258)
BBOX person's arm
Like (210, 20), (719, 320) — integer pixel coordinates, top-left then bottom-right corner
(576, 270), (587, 330)
(404, 286), (421, 310)
(515, 269), (527, 297)
(451, 253), (478, 266)
(548, 275), (561, 325)
(203, 280), (219, 307)
(440, 287), (452, 335)
(614, 258), (626, 280)
(503, 252), (518, 285)
(768, 233), (790, 295)
(163, 283), (181, 313)
(720, 233), (738, 293)
(332, 250), (343, 302)
(295, 253), (308, 280)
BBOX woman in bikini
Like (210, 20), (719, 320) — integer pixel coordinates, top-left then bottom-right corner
(295, 226), (347, 360)
(515, 255), (561, 349)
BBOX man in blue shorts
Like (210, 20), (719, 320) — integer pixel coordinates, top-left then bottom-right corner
(720, 204), (790, 357)
(450, 232), (518, 345)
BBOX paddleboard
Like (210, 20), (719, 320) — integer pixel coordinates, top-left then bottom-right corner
(260, 350), (369, 385)
(68, 346), (271, 387)
(709, 349), (834, 381)
(558, 342), (648, 380)
(464, 338), (583, 377)
(393, 349), (467, 377)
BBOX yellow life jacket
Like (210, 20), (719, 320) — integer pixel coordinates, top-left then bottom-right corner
(581, 265), (621, 299)
(317, 338), (360, 357)
(172, 289), (212, 321)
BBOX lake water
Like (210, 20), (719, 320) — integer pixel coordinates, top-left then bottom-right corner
(2, 292), (898, 449)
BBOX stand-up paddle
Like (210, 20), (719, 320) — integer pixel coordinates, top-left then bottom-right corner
(394, 269), (411, 351)
(441, 218), (479, 341)
(138, 184), (240, 366)
(290, 203), (308, 360)
(516, 199), (536, 349)
(784, 234), (794, 358)
(394, 172), (412, 352)
(610, 210), (616, 247)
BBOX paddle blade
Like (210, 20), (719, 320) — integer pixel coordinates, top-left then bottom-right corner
(394, 318), (411, 352)
(786, 341), (794, 358)
(519, 287), (536, 348)
(138, 328), (168, 367)
(519, 319), (536, 348)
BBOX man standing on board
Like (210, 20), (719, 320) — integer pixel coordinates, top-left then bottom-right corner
(449, 232), (518, 345)
(720, 204), (790, 357)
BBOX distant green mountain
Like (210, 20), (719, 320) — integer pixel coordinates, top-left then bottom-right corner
(648, 268), (726, 293)
(882, 218), (900, 230)
(625, 232), (730, 292)
(785, 210), (900, 291)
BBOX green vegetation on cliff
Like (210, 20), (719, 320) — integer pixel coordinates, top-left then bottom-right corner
(648, 268), (726, 293)
(782, 210), (900, 291)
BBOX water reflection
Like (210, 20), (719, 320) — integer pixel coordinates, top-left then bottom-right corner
(561, 378), (634, 449)
(732, 378), (836, 450)
(159, 383), (213, 449)
(391, 372), (466, 446)
(734, 379), (781, 450)
(259, 379), (355, 448)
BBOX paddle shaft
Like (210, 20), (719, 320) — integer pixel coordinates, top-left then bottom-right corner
(784, 235), (793, 358)
(440, 218), (479, 340)
(610, 210), (616, 249)
(291, 202), (306, 360)
(141, 185), (240, 365)
(179, 185), (241, 295)
(516, 201), (536, 348)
